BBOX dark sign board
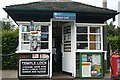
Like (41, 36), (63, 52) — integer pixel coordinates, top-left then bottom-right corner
(53, 12), (76, 20)
(19, 59), (49, 76)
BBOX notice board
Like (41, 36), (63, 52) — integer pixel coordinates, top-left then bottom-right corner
(80, 52), (103, 78)
(19, 59), (49, 76)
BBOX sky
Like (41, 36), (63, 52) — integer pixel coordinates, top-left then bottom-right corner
(0, 0), (120, 26)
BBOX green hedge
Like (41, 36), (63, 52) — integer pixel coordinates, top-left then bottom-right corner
(2, 29), (18, 70)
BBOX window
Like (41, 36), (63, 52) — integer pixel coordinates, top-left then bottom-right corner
(40, 25), (49, 49)
(76, 27), (88, 50)
(89, 27), (101, 50)
(20, 23), (50, 51)
(64, 26), (71, 52)
(76, 26), (102, 50)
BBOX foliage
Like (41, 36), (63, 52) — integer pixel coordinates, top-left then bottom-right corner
(1, 21), (15, 30)
(106, 22), (116, 36)
(107, 21), (120, 70)
(107, 21), (120, 51)
(107, 35), (119, 51)
(2, 29), (18, 70)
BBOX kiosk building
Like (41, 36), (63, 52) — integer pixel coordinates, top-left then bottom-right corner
(4, 1), (118, 79)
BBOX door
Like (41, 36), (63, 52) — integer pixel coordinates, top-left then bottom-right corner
(62, 22), (73, 73)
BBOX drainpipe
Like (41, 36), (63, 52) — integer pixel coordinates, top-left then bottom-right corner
(103, 0), (108, 76)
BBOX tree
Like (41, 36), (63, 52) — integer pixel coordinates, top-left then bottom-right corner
(1, 21), (15, 30)
(107, 21), (120, 51)
(106, 21), (120, 70)
(106, 21), (116, 36)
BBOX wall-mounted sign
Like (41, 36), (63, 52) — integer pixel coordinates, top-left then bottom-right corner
(19, 59), (49, 76)
(53, 12), (76, 20)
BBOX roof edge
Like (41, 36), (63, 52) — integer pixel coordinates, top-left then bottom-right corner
(4, 7), (117, 15)
(4, 1), (117, 13)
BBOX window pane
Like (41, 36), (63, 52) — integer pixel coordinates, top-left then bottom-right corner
(90, 34), (101, 42)
(64, 44), (71, 52)
(90, 43), (101, 50)
(22, 25), (29, 32)
(96, 43), (101, 50)
(21, 45), (30, 50)
(41, 42), (48, 49)
(64, 26), (71, 34)
(22, 33), (29, 41)
(77, 34), (88, 41)
(77, 43), (88, 49)
(77, 27), (87, 33)
(41, 34), (49, 41)
(41, 26), (48, 32)
(90, 27), (100, 33)
(90, 43), (96, 50)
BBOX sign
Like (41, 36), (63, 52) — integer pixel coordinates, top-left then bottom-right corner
(53, 12), (76, 20)
(82, 55), (87, 62)
(19, 59), (49, 76)
(82, 62), (91, 77)
(32, 54), (39, 58)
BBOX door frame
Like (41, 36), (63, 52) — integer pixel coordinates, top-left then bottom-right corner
(51, 19), (76, 77)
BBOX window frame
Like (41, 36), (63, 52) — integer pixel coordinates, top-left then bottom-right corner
(18, 21), (51, 52)
(76, 23), (104, 51)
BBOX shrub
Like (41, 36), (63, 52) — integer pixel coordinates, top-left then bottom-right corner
(2, 29), (18, 70)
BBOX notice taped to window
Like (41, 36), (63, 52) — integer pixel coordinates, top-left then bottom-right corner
(19, 59), (49, 76)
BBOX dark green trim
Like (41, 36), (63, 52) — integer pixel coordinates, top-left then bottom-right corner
(79, 52), (103, 79)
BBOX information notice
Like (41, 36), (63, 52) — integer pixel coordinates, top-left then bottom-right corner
(19, 59), (49, 76)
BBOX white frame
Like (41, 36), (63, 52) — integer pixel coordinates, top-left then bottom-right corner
(16, 21), (51, 53)
(51, 19), (76, 76)
(76, 26), (88, 50)
(89, 26), (102, 50)
(75, 23), (105, 51)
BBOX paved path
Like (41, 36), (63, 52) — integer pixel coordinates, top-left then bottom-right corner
(1, 70), (111, 80)
(2, 70), (17, 78)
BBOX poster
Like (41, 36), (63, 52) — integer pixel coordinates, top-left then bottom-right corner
(30, 31), (41, 51)
(81, 54), (102, 77)
(82, 62), (91, 77)
(92, 55), (101, 65)
(32, 54), (39, 58)
(82, 55), (87, 62)
(40, 54), (49, 59)
(94, 65), (101, 72)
